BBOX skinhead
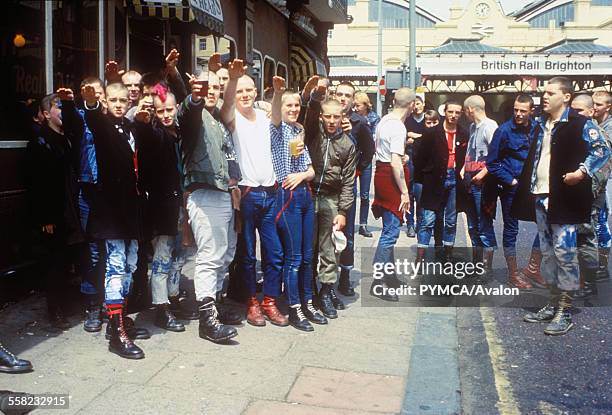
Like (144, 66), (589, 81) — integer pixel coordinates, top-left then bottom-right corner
(105, 83), (130, 119)
(320, 99), (343, 135)
(335, 83), (355, 114)
(121, 71), (142, 104)
(513, 101), (533, 126)
(202, 71), (221, 110)
(235, 75), (257, 114)
(444, 103), (462, 128)
(153, 92), (177, 127)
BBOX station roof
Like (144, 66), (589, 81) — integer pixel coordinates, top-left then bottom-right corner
(427, 38), (512, 54)
(538, 38), (612, 54)
(329, 55), (376, 67)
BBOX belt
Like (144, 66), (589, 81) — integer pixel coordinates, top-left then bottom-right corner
(239, 183), (278, 193)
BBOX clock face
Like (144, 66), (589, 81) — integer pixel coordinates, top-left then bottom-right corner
(475, 2), (490, 18)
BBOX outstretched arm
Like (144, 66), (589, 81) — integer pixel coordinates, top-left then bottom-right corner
(220, 59), (247, 133)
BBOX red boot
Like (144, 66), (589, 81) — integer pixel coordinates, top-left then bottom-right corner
(506, 256), (532, 289)
(246, 296), (265, 327)
(522, 250), (546, 288)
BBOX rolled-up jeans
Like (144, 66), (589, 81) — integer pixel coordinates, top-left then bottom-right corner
(372, 208), (401, 279)
(187, 188), (236, 301)
(105, 239), (139, 305)
(151, 235), (180, 304)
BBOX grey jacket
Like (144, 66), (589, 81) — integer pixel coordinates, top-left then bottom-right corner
(178, 95), (241, 192)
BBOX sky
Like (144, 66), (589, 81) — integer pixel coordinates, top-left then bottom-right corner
(415, 0), (535, 19)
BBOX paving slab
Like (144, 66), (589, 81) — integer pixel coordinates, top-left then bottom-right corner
(244, 400), (395, 415)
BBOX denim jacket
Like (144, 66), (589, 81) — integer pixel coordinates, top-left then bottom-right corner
(486, 117), (536, 186)
(60, 100), (98, 183)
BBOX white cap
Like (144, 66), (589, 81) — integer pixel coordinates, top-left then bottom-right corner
(332, 226), (347, 253)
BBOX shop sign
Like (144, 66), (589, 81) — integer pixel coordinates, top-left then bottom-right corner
(189, 0), (223, 21)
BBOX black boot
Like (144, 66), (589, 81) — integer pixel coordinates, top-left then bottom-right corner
(198, 297), (238, 343)
(154, 304), (185, 332)
(0, 342), (32, 373)
(169, 295), (199, 320)
(358, 225), (373, 238)
(302, 300), (327, 325)
(338, 269), (355, 297)
(369, 278), (399, 302)
(318, 284), (338, 319)
(107, 305), (144, 359)
(288, 305), (314, 332)
(574, 268), (598, 299)
(105, 313), (150, 340)
(83, 301), (103, 333)
(544, 292), (574, 335)
(329, 286), (346, 310)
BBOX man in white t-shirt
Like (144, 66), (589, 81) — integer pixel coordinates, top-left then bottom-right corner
(370, 87), (415, 302)
(221, 64), (288, 327)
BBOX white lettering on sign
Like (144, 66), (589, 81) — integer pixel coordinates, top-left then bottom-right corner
(189, 0), (223, 20)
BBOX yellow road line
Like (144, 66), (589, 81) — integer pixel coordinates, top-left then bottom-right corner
(459, 214), (521, 414)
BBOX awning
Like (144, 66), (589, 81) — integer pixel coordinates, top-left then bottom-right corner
(128, 0), (224, 35)
(290, 44), (327, 85)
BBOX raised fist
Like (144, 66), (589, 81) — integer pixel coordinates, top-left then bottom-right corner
(272, 76), (286, 93)
(56, 88), (74, 101)
(302, 76), (320, 99)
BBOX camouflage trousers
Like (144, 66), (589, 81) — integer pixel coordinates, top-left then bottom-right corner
(535, 196), (580, 292)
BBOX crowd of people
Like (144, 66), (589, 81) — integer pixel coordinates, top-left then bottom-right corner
(1, 45), (611, 373)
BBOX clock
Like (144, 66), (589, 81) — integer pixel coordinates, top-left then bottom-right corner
(475, 2), (490, 18)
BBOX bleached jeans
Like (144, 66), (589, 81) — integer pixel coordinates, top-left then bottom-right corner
(104, 239), (139, 305)
(186, 188), (236, 301)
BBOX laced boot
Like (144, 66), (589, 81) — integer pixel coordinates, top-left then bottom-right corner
(574, 266), (598, 299)
(106, 304), (144, 359)
(123, 300), (150, 339)
(596, 248), (610, 281)
(318, 284), (338, 318)
(302, 299), (327, 325)
(169, 295), (199, 320)
(544, 292), (574, 335)
(506, 256), (533, 290)
(288, 305), (314, 332)
(337, 269), (355, 297)
(83, 300), (103, 333)
(198, 297), (237, 343)
(523, 302), (556, 323)
(154, 304), (185, 332)
(215, 293), (242, 325)
(329, 286), (346, 310)
(246, 296), (265, 326)
(369, 278), (399, 302)
(260, 296), (289, 326)
(522, 250), (546, 287)
(0, 341), (33, 373)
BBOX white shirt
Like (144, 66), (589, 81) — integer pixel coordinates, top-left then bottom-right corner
(534, 118), (556, 195)
(232, 108), (276, 187)
(375, 114), (406, 162)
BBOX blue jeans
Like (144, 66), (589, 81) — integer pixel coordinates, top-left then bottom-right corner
(359, 163), (372, 225)
(465, 175), (497, 250)
(276, 185), (315, 305)
(78, 184), (103, 296)
(417, 169), (457, 247)
(597, 203), (611, 249)
(372, 208), (401, 278)
(104, 239), (138, 304)
(238, 187), (283, 298)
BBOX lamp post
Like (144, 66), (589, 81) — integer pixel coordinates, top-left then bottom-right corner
(376, 0), (383, 116)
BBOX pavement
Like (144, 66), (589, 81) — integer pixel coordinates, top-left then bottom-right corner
(1, 206), (611, 414)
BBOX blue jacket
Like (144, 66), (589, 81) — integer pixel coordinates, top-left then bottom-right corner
(61, 101), (98, 183)
(486, 117), (536, 186)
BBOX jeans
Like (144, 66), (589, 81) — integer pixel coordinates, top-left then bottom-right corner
(372, 208), (401, 279)
(535, 196), (579, 291)
(238, 187), (283, 298)
(151, 235), (181, 304)
(104, 239), (139, 304)
(359, 163), (372, 225)
(187, 188), (236, 301)
(78, 184), (103, 297)
(465, 175), (497, 250)
(339, 183), (357, 271)
(276, 185), (315, 305)
(596, 203), (611, 249)
(417, 169), (457, 247)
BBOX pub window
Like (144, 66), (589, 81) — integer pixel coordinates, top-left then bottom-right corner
(199, 38), (207, 51)
(217, 36), (237, 65)
(0, 1), (45, 140)
(263, 56), (276, 90)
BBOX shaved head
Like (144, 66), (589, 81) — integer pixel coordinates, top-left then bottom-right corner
(394, 87), (416, 109)
(464, 95), (485, 112)
(571, 94), (594, 117)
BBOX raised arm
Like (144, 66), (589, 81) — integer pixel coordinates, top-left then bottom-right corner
(271, 76), (286, 128)
(304, 82), (326, 148)
(165, 49), (188, 103)
(220, 59), (247, 132)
